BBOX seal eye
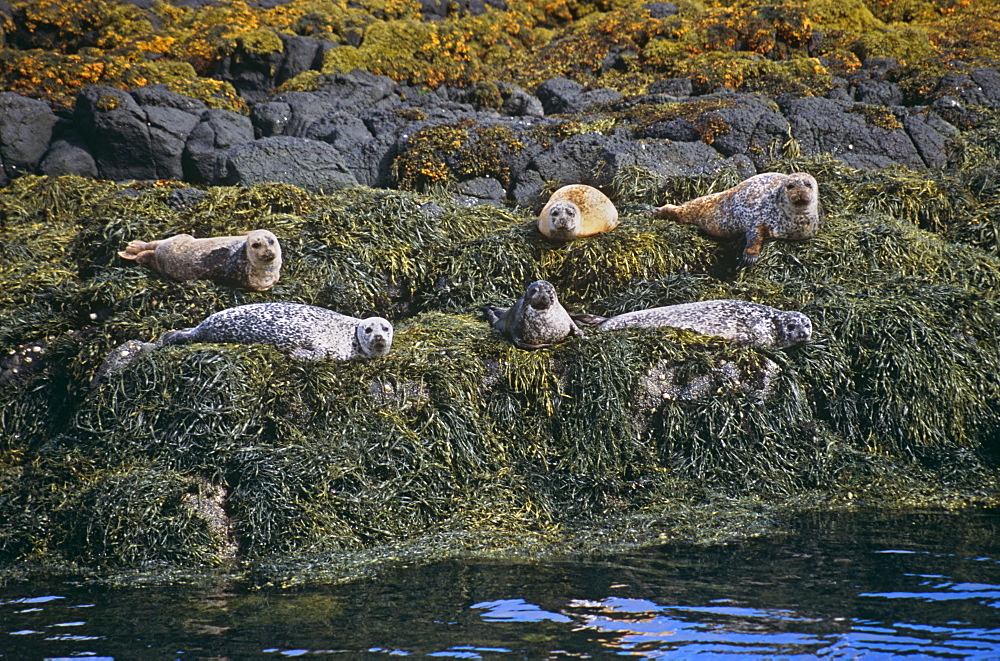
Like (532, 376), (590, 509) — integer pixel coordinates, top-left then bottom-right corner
(365, 327), (373, 334)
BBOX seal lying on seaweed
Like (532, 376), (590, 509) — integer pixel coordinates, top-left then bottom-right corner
(537, 184), (619, 241)
(157, 303), (393, 361)
(484, 280), (586, 349)
(118, 229), (282, 291)
(652, 172), (821, 268)
(575, 299), (812, 349)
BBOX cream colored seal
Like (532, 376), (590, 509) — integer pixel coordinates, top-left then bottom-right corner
(118, 229), (282, 291)
(537, 184), (619, 241)
(652, 172), (821, 268)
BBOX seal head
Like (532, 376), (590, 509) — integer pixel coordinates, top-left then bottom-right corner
(775, 310), (812, 348)
(355, 316), (394, 358)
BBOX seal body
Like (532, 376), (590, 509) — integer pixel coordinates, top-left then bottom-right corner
(157, 303), (393, 361)
(485, 280), (586, 349)
(588, 299), (812, 349)
(652, 172), (821, 267)
(119, 229), (282, 291)
(537, 184), (619, 241)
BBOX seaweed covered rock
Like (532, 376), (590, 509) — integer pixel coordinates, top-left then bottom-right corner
(1, 160), (1000, 577)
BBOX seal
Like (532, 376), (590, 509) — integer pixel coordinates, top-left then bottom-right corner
(118, 229), (282, 291)
(578, 299), (812, 349)
(484, 280), (586, 349)
(157, 302), (393, 361)
(652, 172), (822, 267)
(537, 184), (619, 241)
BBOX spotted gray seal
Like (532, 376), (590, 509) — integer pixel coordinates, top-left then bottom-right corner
(118, 229), (282, 291)
(157, 303), (393, 361)
(484, 280), (586, 349)
(537, 184), (619, 241)
(578, 299), (812, 349)
(652, 172), (821, 268)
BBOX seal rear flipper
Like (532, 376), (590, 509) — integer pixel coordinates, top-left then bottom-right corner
(156, 327), (197, 347)
(570, 313), (607, 326)
(118, 239), (158, 261)
(651, 204), (680, 220)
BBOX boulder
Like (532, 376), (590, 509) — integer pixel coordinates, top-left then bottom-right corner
(183, 109), (255, 184)
(40, 135), (98, 179)
(75, 86), (203, 181)
(779, 95), (925, 170)
(535, 77), (623, 114)
(222, 136), (359, 192)
(0, 92), (58, 185)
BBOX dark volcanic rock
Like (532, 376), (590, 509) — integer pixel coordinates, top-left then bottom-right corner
(934, 67), (1000, 110)
(0, 92), (58, 185)
(222, 135), (359, 191)
(75, 86), (203, 181)
(853, 80), (903, 107)
(644, 2), (678, 18)
(779, 96), (925, 170)
(903, 110), (959, 169)
(276, 33), (333, 85)
(455, 176), (506, 206)
(40, 135), (98, 179)
(647, 77), (693, 97)
(183, 109), (255, 184)
(535, 77), (623, 114)
(697, 95), (790, 169)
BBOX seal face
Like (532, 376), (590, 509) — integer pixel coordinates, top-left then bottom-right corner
(484, 280), (586, 349)
(652, 172), (822, 268)
(157, 302), (393, 361)
(537, 184), (619, 241)
(118, 229), (283, 291)
(592, 299), (812, 349)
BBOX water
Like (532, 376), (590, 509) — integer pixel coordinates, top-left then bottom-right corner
(1, 509), (998, 659)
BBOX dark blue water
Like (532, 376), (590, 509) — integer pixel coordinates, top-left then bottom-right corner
(1, 509), (998, 659)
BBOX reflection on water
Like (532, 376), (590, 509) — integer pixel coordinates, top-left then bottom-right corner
(1, 509), (998, 659)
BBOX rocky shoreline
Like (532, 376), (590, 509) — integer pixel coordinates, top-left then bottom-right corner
(1, 0), (999, 581)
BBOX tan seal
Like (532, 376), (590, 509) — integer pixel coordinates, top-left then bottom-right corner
(118, 229), (282, 291)
(652, 172), (822, 268)
(484, 280), (586, 349)
(537, 184), (619, 241)
(576, 299), (812, 349)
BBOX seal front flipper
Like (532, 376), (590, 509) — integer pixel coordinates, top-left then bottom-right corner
(482, 305), (508, 329)
(738, 223), (771, 269)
